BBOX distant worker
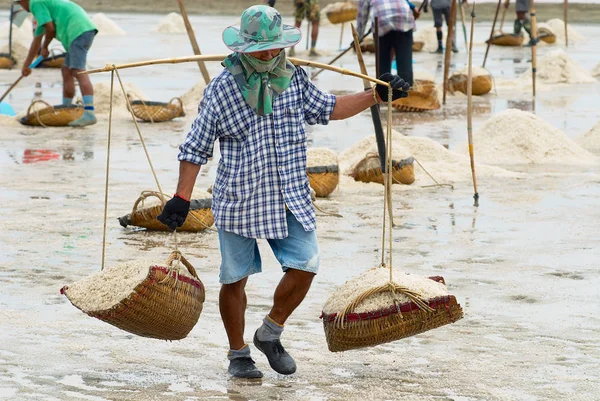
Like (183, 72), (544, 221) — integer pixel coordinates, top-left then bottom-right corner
(289, 0), (320, 57)
(431, 0), (458, 54)
(15, 0), (98, 127)
(356, 0), (420, 86)
(265, 0), (276, 6)
(514, 0), (534, 45)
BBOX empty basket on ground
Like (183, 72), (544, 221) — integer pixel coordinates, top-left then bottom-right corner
(0, 54), (16, 69)
(350, 152), (415, 185)
(449, 66), (492, 96)
(326, 2), (358, 24)
(118, 191), (214, 232)
(128, 97), (186, 123)
(391, 83), (440, 112)
(39, 52), (66, 68)
(486, 33), (524, 46)
(20, 100), (83, 126)
(320, 268), (463, 352)
(306, 147), (339, 197)
(412, 41), (424, 52)
(60, 251), (205, 340)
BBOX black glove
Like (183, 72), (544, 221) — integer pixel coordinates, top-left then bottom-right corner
(376, 73), (410, 102)
(156, 195), (190, 230)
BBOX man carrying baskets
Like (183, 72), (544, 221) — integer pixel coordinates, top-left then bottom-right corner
(157, 5), (410, 379)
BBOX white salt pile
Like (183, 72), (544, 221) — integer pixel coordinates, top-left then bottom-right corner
(413, 26), (439, 53)
(322, 267), (448, 314)
(0, 19), (33, 42)
(181, 80), (207, 111)
(154, 13), (186, 34)
(546, 18), (585, 43)
(467, 109), (597, 165)
(592, 63), (600, 78)
(338, 134), (412, 176)
(92, 13), (126, 36)
(94, 81), (146, 114)
(575, 121), (600, 154)
(519, 49), (596, 84)
(0, 37), (30, 63)
(0, 115), (21, 127)
(307, 147), (338, 167)
(452, 65), (491, 77)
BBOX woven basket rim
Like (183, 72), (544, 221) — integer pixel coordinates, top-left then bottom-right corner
(321, 295), (456, 323)
(130, 100), (171, 107)
(391, 157), (414, 168)
(43, 52), (66, 61)
(307, 164), (339, 174)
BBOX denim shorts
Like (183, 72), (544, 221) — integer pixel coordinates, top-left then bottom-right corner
(64, 30), (97, 70)
(218, 211), (320, 284)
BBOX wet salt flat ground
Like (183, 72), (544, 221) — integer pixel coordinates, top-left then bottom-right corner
(1, 12), (600, 401)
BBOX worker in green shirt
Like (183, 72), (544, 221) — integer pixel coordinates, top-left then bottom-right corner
(14, 0), (98, 127)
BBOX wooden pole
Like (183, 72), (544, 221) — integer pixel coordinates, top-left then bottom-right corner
(443, 0), (457, 104)
(8, 4), (14, 59)
(351, 23), (387, 172)
(482, 0), (502, 68)
(499, 0), (510, 32)
(81, 54), (391, 87)
(176, 0), (210, 85)
(459, 1), (469, 53)
(374, 17), (380, 78)
(529, 0), (537, 97)
(467, 2), (479, 206)
(311, 27), (372, 79)
(564, 0), (568, 47)
(306, 23), (310, 50)
(339, 22), (345, 49)
(0, 75), (24, 103)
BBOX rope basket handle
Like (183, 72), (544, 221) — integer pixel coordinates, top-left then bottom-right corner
(131, 190), (169, 215)
(166, 250), (199, 280)
(168, 96), (184, 111)
(27, 99), (52, 116)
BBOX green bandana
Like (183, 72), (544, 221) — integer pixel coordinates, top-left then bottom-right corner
(222, 51), (295, 116)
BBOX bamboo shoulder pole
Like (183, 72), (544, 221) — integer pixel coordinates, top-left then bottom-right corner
(467, 3), (479, 206)
(80, 54), (390, 87)
(564, 0), (568, 47)
(443, 0), (457, 104)
(530, 0), (537, 97)
(0, 75), (24, 103)
(483, 0), (502, 68)
(176, 0), (211, 85)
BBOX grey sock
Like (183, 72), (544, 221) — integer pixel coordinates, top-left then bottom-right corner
(256, 316), (284, 342)
(227, 344), (251, 360)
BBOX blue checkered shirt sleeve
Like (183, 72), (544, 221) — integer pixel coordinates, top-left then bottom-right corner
(357, 0), (415, 38)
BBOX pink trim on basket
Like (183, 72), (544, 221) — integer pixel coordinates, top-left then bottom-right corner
(320, 295), (455, 323)
(153, 266), (203, 289)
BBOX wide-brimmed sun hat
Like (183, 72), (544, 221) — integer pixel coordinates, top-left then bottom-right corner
(222, 5), (301, 53)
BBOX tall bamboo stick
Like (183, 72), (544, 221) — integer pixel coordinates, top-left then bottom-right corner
(483, 0), (502, 68)
(564, 0), (568, 47)
(459, 1), (468, 53)
(529, 0), (537, 97)
(176, 0), (210, 84)
(443, 0), (457, 104)
(467, 2), (479, 206)
(311, 27), (372, 79)
(499, 0), (510, 32)
(374, 17), (380, 78)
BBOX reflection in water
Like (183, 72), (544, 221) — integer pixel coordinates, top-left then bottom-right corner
(22, 149), (60, 164)
(507, 99), (533, 112)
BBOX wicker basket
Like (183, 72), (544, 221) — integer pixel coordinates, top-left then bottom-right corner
(538, 27), (556, 44)
(326, 2), (358, 24)
(359, 37), (376, 53)
(412, 41), (425, 52)
(128, 97), (186, 123)
(0, 54), (16, 69)
(448, 72), (492, 96)
(307, 165), (339, 197)
(20, 100), (84, 127)
(391, 83), (440, 112)
(39, 53), (66, 68)
(61, 251), (205, 341)
(321, 276), (463, 352)
(351, 154), (415, 185)
(118, 191), (214, 232)
(486, 33), (524, 46)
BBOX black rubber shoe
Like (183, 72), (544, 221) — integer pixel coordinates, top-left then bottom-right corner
(452, 45), (459, 53)
(253, 331), (297, 375)
(433, 46), (444, 54)
(228, 357), (263, 379)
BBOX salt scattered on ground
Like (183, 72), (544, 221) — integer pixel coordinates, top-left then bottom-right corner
(467, 109), (597, 165)
(180, 80), (206, 112)
(92, 13), (126, 36)
(546, 18), (585, 43)
(94, 81), (146, 115)
(413, 26), (439, 53)
(322, 267), (449, 314)
(575, 120), (600, 153)
(0, 115), (20, 127)
(519, 49), (596, 84)
(307, 147), (338, 167)
(154, 12), (186, 34)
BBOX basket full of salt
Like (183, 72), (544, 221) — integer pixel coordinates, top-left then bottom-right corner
(320, 268), (463, 352)
(350, 153), (415, 185)
(61, 251), (205, 340)
(306, 148), (340, 197)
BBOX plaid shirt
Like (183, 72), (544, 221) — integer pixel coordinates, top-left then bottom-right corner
(178, 67), (336, 239)
(356, 0), (416, 38)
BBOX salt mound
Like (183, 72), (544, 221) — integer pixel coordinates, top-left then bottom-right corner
(181, 80), (207, 111)
(592, 63), (600, 77)
(0, 115), (21, 127)
(469, 109), (597, 165)
(575, 121), (600, 153)
(338, 133), (412, 175)
(546, 19), (585, 43)
(307, 147), (338, 167)
(94, 81), (146, 114)
(0, 37), (30, 63)
(452, 65), (491, 77)
(519, 49), (595, 84)
(154, 13), (186, 34)
(92, 13), (126, 36)
(0, 19), (33, 43)
(413, 26), (439, 53)
(322, 268), (448, 314)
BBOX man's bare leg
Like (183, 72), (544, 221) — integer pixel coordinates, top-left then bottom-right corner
(219, 277), (248, 350)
